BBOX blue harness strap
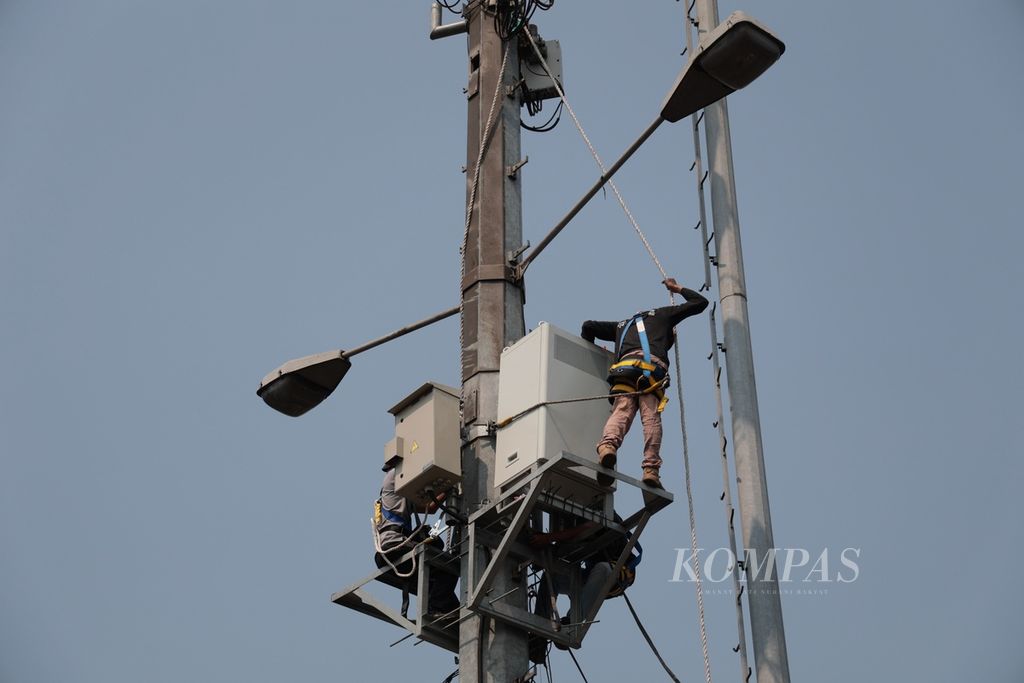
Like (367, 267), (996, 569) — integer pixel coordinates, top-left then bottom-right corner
(376, 491), (411, 532)
(627, 538), (643, 570)
(618, 313), (653, 379)
(380, 503), (412, 533)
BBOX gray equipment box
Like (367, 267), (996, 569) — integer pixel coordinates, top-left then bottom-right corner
(521, 39), (562, 105)
(388, 382), (461, 507)
(495, 323), (613, 492)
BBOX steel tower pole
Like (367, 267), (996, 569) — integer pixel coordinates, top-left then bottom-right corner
(694, 1), (792, 681)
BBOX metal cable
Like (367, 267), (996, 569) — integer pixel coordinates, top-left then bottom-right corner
(622, 593), (682, 683)
(525, 24), (715, 683)
(684, 4), (751, 679)
(567, 649), (589, 683)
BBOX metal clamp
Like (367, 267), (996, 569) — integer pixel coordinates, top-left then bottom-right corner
(507, 156), (529, 179)
(464, 424), (491, 442)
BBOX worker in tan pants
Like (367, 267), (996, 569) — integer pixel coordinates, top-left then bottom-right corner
(581, 278), (708, 488)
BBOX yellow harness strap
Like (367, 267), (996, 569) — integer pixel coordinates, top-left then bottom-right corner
(609, 377), (670, 413)
(609, 358), (658, 373)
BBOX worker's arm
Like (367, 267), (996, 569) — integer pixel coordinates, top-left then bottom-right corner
(661, 278), (709, 325)
(581, 320), (618, 343)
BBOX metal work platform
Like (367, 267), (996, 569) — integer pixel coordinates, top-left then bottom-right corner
(466, 450), (672, 650)
(331, 542), (462, 653)
(331, 451), (672, 652)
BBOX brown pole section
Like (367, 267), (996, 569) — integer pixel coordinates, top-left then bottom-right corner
(458, 4), (528, 681)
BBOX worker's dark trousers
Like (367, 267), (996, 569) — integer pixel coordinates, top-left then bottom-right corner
(375, 547), (460, 614)
(534, 562), (614, 624)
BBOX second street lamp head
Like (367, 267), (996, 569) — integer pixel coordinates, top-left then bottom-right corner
(660, 11), (785, 123)
(257, 350), (351, 417)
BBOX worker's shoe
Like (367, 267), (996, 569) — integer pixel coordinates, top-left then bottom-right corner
(641, 467), (663, 489)
(597, 445), (617, 486)
(597, 444), (617, 469)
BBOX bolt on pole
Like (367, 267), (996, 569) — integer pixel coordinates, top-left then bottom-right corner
(694, 1), (792, 681)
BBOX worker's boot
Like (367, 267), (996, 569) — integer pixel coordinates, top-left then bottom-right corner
(596, 444), (617, 486)
(597, 444), (617, 469)
(641, 466), (663, 489)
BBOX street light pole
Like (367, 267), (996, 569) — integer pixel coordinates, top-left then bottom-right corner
(694, 1), (792, 682)
(458, 5), (528, 681)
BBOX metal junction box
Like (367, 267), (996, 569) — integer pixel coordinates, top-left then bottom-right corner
(495, 323), (613, 492)
(521, 39), (562, 105)
(388, 382), (461, 507)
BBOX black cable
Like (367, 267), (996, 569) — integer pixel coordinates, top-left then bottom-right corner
(441, 667), (459, 683)
(623, 593), (682, 683)
(522, 100), (562, 133)
(492, 0), (553, 40)
(566, 649), (589, 683)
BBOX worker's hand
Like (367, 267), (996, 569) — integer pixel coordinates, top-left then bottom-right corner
(662, 277), (683, 294)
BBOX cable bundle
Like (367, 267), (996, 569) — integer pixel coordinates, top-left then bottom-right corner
(494, 0), (554, 40)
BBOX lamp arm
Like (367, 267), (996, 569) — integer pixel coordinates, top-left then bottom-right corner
(516, 115), (664, 277)
(344, 304), (461, 358)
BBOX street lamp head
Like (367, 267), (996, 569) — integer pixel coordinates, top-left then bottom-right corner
(660, 11), (785, 123)
(257, 350), (351, 417)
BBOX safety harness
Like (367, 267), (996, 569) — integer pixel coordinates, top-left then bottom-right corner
(606, 313), (670, 412)
(371, 492), (417, 589)
(374, 497), (413, 534)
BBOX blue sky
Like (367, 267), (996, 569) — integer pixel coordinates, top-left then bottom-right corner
(2, 1), (1023, 681)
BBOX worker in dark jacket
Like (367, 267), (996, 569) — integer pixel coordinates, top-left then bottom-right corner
(581, 278), (708, 488)
(527, 513), (640, 663)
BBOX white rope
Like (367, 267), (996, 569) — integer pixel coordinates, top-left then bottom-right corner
(524, 29), (715, 683)
(523, 30), (668, 281)
(672, 338), (713, 683)
(372, 517), (418, 578)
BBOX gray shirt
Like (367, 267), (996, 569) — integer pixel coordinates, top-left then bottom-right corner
(376, 468), (412, 553)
